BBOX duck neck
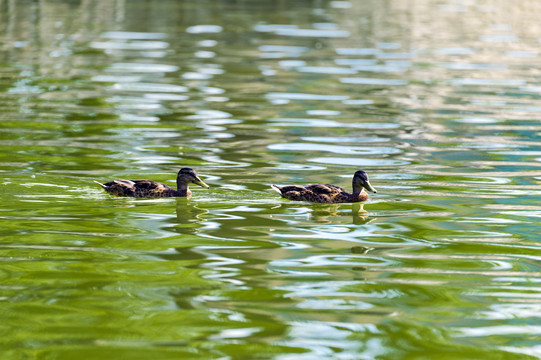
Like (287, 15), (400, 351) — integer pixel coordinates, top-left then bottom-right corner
(352, 182), (363, 196)
(176, 179), (189, 195)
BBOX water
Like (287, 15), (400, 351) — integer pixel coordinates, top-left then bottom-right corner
(1, 0), (541, 358)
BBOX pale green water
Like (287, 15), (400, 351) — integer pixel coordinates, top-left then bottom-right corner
(1, 0), (541, 359)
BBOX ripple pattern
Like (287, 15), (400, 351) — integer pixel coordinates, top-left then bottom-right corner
(1, 1), (541, 359)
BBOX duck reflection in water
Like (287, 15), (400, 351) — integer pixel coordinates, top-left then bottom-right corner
(175, 198), (209, 226)
(312, 203), (373, 224)
(273, 202), (373, 224)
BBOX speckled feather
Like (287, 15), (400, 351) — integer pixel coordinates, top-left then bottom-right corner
(273, 184), (369, 203)
(271, 170), (376, 204)
(95, 168), (208, 198)
(95, 179), (189, 198)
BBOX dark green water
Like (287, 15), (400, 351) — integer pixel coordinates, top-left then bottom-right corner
(1, 0), (541, 359)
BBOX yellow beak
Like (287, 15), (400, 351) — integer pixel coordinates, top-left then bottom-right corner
(193, 177), (210, 189)
(363, 180), (377, 193)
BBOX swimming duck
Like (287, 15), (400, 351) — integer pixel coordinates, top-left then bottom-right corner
(94, 168), (209, 198)
(271, 170), (376, 203)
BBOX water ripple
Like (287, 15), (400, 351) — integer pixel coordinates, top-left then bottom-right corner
(268, 143), (401, 155)
(110, 82), (188, 93)
(308, 157), (409, 167)
(101, 31), (167, 39)
(269, 118), (400, 129)
(186, 25), (223, 34)
(91, 41), (169, 51)
(340, 78), (408, 85)
(108, 63), (179, 73)
(255, 24), (350, 38)
(266, 93), (349, 101)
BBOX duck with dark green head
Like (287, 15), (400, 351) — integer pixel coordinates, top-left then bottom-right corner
(95, 168), (209, 198)
(271, 170), (376, 203)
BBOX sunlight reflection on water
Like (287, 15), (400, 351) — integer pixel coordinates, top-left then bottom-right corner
(2, 0), (541, 359)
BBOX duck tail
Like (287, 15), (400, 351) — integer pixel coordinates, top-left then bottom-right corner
(270, 184), (282, 194)
(93, 180), (107, 189)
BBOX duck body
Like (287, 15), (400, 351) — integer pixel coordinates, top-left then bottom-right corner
(271, 170), (376, 204)
(95, 179), (188, 198)
(95, 168), (209, 198)
(271, 184), (369, 203)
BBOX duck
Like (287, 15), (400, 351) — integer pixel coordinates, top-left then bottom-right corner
(271, 170), (376, 203)
(94, 168), (209, 198)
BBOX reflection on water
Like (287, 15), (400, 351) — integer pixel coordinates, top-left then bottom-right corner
(1, 0), (541, 359)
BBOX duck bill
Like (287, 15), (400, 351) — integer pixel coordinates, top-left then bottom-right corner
(363, 180), (377, 193)
(193, 177), (210, 189)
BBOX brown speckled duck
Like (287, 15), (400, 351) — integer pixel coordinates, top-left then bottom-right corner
(271, 170), (376, 203)
(95, 168), (209, 198)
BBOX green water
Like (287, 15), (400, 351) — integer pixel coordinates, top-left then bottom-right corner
(1, 0), (541, 359)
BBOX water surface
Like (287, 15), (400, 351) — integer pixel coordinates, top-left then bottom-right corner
(1, 0), (541, 359)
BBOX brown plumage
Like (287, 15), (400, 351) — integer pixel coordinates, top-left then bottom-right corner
(94, 168), (209, 198)
(271, 170), (376, 204)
